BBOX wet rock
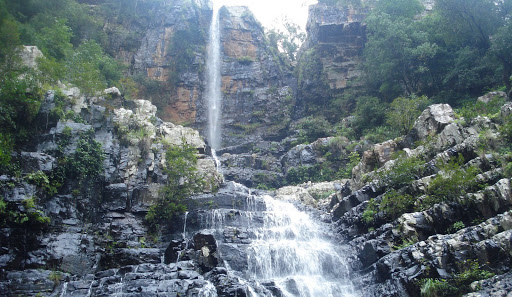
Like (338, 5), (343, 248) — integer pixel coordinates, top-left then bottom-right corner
(193, 232), (219, 272)
(20, 152), (56, 173)
(465, 271), (512, 297)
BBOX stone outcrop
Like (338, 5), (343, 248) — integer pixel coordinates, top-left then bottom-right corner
(295, 1), (369, 116)
(209, 6), (294, 147)
(326, 103), (512, 296)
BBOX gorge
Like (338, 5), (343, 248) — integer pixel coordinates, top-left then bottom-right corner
(1, 0), (512, 296)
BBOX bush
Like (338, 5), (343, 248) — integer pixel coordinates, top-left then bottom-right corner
(375, 154), (424, 188)
(424, 155), (480, 206)
(457, 95), (506, 119)
(69, 131), (105, 182)
(297, 116), (331, 143)
(145, 143), (204, 232)
(0, 197), (50, 228)
(420, 279), (457, 297)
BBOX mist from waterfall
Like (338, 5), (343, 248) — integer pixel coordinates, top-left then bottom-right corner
(206, 2), (222, 150)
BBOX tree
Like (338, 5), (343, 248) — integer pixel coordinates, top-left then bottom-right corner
(145, 143), (204, 231)
(34, 17), (73, 60)
(354, 96), (387, 134)
(267, 18), (306, 61)
(490, 21), (512, 96)
(386, 95), (429, 135)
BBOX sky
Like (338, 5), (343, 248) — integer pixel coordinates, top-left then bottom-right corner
(214, 0), (318, 31)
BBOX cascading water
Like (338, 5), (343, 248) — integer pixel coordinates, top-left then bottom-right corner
(202, 182), (359, 297)
(202, 2), (357, 296)
(205, 1), (222, 150)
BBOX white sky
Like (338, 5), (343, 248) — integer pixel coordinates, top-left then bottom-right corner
(214, 0), (318, 31)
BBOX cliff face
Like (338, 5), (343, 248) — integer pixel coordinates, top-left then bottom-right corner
(110, 0), (211, 125)
(295, 1), (369, 116)
(210, 6), (294, 147)
(107, 1), (292, 148)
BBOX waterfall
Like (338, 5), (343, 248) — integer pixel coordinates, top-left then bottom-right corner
(206, 2), (222, 150)
(204, 183), (359, 297)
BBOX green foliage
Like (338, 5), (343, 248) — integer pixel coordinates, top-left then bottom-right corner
(69, 131), (105, 182)
(362, 0), (507, 104)
(34, 17), (73, 60)
(266, 19), (306, 61)
(66, 40), (122, 95)
(375, 154), (424, 188)
(363, 190), (415, 224)
(145, 143), (204, 232)
(354, 96), (387, 135)
(420, 260), (495, 297)
(424, 155), (480, 205)
(26, 170), (59, 196)
(296, 116), (331, 143)
(448, 221), (466, 233)
(48, 271), (62, 285)
(237, 56), (254, 65)
(387, 95), (430, 135)
(0, 132), (13, 169)
(339, 151), (360, 178)
(362, 198), (378, 224)
(499, 115), (512, 146)
(393, 237), (418, 250)
(0, 18), (21, 65)
(420, 279), (457, 297)
(0, 197), (51, 228)
(285, 164), (336, 185)
(457, 95), (507, 119)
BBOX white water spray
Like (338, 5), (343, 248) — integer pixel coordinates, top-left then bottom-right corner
(206, 2), (222, 150)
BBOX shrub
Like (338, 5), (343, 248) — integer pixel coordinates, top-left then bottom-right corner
(145, 142), (204, 232)
(457, 95), (506, 120)
(237, 56), (254, 65)
(420, 279), (457, 297)
(297, 116), (331, 143)
(69, 131), (105, 182)
(375, 154), (424, 188)
(423, 155), (480, 206)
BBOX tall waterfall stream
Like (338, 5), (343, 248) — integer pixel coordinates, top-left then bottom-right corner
(200, 3), (358, 296)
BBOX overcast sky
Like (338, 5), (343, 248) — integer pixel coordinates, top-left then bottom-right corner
(215, 0), (318, 31)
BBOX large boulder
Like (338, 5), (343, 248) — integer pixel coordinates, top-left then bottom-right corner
(408, 104), (455, 143)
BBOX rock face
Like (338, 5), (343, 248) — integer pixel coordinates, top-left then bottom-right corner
(295, 1), (368, 116)
(327, 103), (512, 296)
(108, 0), (211, 125)
(0, 86), (224, 296)
(109, 0), (292, 147)
(206, 6), (294, 147)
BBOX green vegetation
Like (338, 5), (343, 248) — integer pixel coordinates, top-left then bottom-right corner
(299, 0), (512, 142)
(145, 143), (204, 232)
(424, 155), (480, 205)
(374, 154), (425, 189)
(363, 155), (482, 226)
(0, 197), (50, 228)
(420, 260), (495, 297)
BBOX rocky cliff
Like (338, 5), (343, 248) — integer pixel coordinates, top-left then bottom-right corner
(104, 0), (293, 147)
(211, 6), (294, 147)
(295, 1), (369, 117)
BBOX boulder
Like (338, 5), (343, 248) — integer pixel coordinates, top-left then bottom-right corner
(477, 91), (507, 104)
(409, 104), (455, 142)
(19, 46), (43, 69)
